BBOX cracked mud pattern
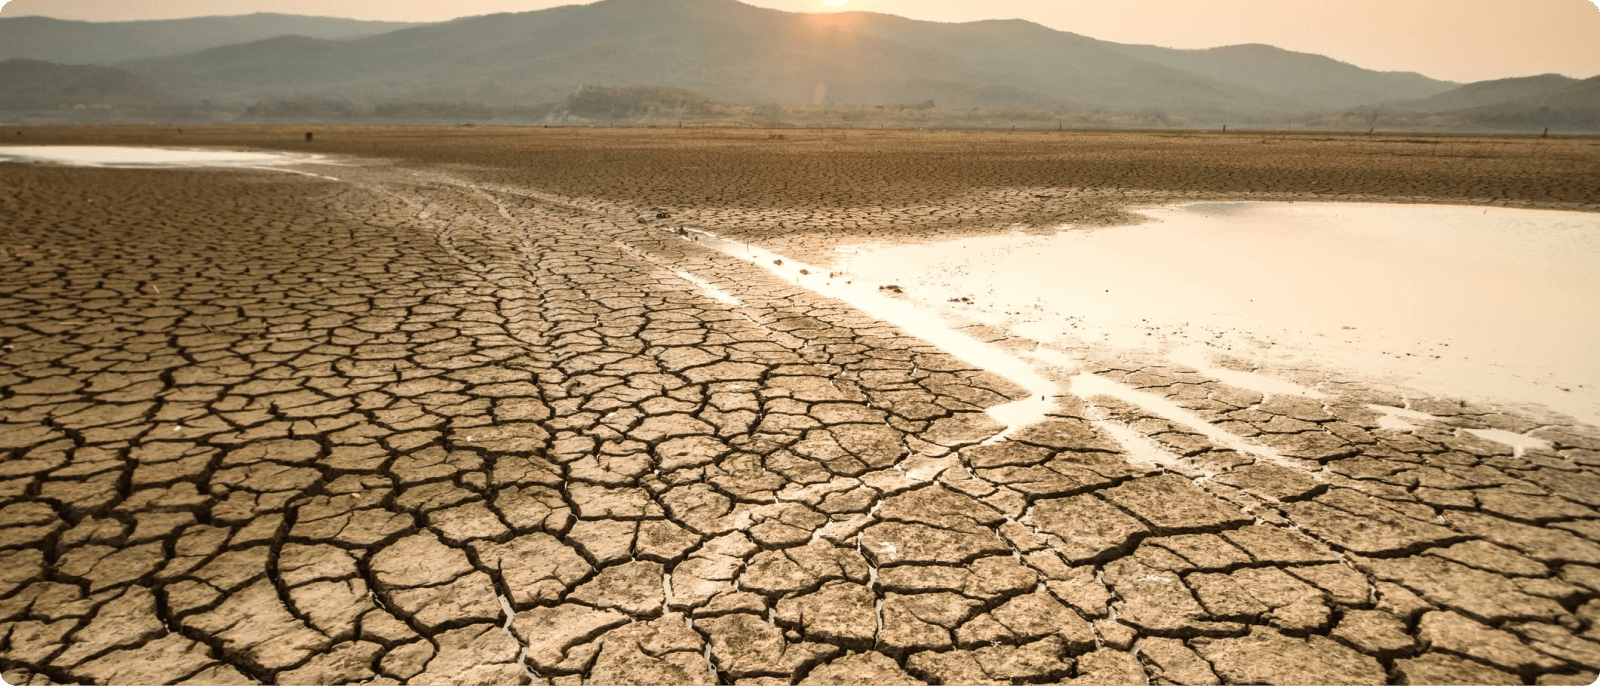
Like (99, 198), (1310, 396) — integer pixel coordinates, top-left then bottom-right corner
(13, 127), (1600, 266)
(3, 139), (1600, 686)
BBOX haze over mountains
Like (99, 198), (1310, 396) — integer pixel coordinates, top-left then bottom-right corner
(0, 14), (417, 65)
(0, 59), (192, 115)
(1, 0), (1595, 131)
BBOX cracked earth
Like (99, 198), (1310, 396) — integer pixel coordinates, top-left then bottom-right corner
(3, 129), (1600, 685)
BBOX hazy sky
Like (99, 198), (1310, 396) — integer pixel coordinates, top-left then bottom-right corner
(3, 0), (1597, 83)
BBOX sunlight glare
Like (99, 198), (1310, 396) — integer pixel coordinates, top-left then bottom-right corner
(821, 0), (851, 7)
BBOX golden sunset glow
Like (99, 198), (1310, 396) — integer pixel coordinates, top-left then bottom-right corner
(5, 0), (1598, 81)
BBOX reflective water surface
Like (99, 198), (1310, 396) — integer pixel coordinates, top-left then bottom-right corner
(0, 145), (323, 168)
(835, 202), (1600, 425)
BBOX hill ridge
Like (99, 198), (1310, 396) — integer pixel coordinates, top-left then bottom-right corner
(110, 0), (1452, 120)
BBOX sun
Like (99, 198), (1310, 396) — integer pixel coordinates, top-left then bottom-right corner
(821, 0), (851, 7)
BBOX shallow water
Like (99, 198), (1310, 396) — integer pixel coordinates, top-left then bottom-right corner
(835, 202), (1600, 425)
(686, 231), (1060, 440)
(0, 145), (323, 169)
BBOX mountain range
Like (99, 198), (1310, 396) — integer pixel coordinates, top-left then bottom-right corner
(0, 58), (190, 113)
(106, 0), (1457, 118)
(1, 0), (1594, 130)
(0, 13), (416, 65)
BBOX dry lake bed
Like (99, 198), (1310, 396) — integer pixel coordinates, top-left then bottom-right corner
(2, 127), (1600, 685)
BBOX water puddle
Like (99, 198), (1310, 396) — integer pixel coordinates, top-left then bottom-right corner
(1368, 404), (1439, 432)
(672, 270), (743, 307)
(1094, 420), (1191, 472)
(1464, 428), (1552, 456)
(1070, 372), (1288, 464)
(1165, 347), (1325, 399)
(0, 146), (333, 176)
(834, 202), (1600, 425)
(683, 229), (1058, 440)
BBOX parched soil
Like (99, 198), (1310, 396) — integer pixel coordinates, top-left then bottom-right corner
(10, 125), (1600, 258)
(1, 127), (1599, 685)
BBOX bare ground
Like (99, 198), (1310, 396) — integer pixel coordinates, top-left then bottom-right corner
(1, 127), (1599, 685)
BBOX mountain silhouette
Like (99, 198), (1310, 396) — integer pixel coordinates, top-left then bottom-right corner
(0, 58), (191, 113)
(1447, 76), (1600, 127)
(110, 0), (1454, 119)
(0, 13), (416, 65)
(1110, 42), (1452, 111)
(7, 0), (1593, 130)
(1385, 74), (1580, 113)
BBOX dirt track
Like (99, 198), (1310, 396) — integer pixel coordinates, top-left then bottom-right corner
(2, 128), (1600, 685)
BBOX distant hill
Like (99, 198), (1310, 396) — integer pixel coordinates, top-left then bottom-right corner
(0, 13), (416, 65)
(835, 15), (1307, 118)
(1452, 76), (1600, 127)
(118, 0), (1454, 121)
(1385, 74), (1580, 113)
(1540, 76), (1600, 111)
(1326, 73), (1600, 132)
(25, 0), (1589, 130)
(1111, 43), (1456, 111)
(0, 58), (185, 111)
